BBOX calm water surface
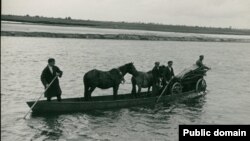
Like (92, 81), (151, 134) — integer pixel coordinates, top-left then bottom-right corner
(1, 37), (250, 140)
(2, 21), (250, 40)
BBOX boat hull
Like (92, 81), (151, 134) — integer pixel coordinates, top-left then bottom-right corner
(26, 91), (205, 114)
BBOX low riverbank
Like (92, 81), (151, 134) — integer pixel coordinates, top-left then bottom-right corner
(2, 31), (250, 42)
(2, 15), (250, 36)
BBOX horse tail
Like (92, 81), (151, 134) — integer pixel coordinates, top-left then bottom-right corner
(131, 76), (137, 94)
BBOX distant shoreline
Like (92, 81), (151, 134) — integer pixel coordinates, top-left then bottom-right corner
(2, 31), (250, 42)
(2, 15), (250, 36)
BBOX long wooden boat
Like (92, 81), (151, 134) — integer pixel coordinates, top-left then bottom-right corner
(26, 90), (206, 114)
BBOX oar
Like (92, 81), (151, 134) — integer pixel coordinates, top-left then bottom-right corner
(156, 78), (172, 103)
(23, 76), (58, 119)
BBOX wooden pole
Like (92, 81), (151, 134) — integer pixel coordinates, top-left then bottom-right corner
(23, 76), (58, 119)
(156, 79), (172, 103)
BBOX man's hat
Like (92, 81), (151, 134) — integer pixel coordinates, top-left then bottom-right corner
(48, 58), (55, 63)
(155, 62), (160, 65)
(168, 61), (173, 64)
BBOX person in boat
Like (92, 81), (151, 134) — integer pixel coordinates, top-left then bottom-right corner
(41, 58), (63, 102)
(152, 62), (161, 95)
(165, 60), (175, 84)
(196, 55), (210, 69)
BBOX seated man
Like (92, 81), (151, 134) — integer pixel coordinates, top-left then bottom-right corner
(196, 55), (210, 70)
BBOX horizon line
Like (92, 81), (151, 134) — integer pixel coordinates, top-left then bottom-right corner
(2, 13), (250, 30)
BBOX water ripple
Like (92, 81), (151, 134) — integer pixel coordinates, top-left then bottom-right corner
(1, 37), (250, 140)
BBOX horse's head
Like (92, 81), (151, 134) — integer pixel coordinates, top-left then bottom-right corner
(123, 62), (138, 76)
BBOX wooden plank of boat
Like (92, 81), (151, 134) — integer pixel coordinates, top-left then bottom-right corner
(26, 90), (205, 114)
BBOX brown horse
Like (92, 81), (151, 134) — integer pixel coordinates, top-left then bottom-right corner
(83, 63), (137, 100)
(131, 70), (153, 97)
(131, 66), (167, 97)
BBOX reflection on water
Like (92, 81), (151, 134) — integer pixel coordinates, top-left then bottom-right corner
(1, 37), (250, 140)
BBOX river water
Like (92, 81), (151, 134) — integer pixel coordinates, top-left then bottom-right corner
(1, 36), (250, 140)
(2, 21), (250, 40)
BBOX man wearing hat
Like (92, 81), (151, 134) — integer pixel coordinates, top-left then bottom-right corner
(165, 61), (175, 82)
(196, 55), (210, 69)
(41, 58), (63, 102)
(152, 62), (161, 95)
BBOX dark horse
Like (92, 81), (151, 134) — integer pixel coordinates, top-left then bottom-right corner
(83, 63), (137, 100)
(131, 70), (153, 97)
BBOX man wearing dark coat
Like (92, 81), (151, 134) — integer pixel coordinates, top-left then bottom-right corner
(152, 62), (161, 85)
(152, 62), (161, 95)
(41, 58), (63, 102)
(165, 61), (175, 82)
(161, 61), (175, 88)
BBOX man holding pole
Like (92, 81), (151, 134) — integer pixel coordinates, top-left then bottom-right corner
(156, 61), (175, 102)
(41, 58), (63, 102)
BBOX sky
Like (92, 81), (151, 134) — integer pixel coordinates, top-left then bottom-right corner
(2, 0), (250, 29)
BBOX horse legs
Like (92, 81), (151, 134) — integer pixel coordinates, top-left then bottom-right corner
(84, 83), (89, 101)
(83, 76), (92, 101)
(137, 85), (141, 98)
(113, 85), (119, 100)
(131, 77), (137, 96)
(147, 86), (151, 94)
(88, 86), (96, 100)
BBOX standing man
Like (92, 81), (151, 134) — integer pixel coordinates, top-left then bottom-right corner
(165, 61), (175, 82)
(41, 58), (63, 102)
(196, 55), (210, 69)
(160, 61), (175, 95)
(162, 61), (175, 88)
(152, 62), (161, 95)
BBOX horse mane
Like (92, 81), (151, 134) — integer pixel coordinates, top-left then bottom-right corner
(118, 62), (132, 69)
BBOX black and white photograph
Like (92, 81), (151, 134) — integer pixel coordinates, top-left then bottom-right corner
(1, 0), (250, 140)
